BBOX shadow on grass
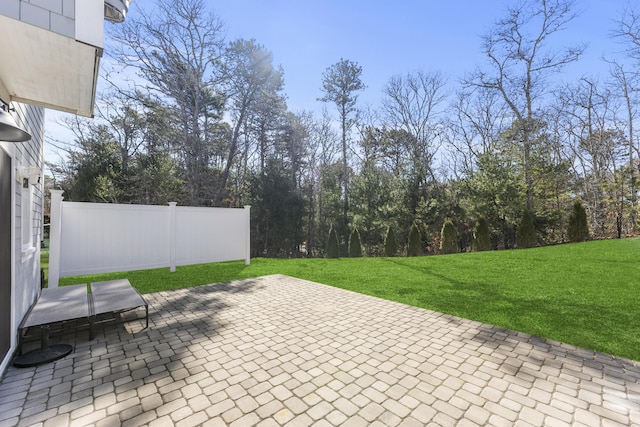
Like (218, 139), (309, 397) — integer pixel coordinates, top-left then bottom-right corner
(59, 260), (254, 294)
(379, 258), (640, 362)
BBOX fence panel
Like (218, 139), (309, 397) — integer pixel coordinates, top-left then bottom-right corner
(48, 190), (250, 287)
(59, 202), (170, 276)
(174, 207), (247, 266)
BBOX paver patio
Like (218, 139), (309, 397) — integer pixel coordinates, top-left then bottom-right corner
(1, 274), (639, 426)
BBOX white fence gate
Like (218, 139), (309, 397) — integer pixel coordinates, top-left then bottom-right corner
(48, 190), (250, 287)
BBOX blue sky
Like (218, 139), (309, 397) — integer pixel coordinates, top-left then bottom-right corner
(194, 0), (631, 112)
(45, 0), (633, 158)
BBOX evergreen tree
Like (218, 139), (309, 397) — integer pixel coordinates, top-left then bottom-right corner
(461, 151), (525, 249)
(568, 200), (589, 242)
(516, 208), (537, 248)
(348, 228), (363, 257)
(319, 59), (366, 235)
(472, 216), (491, 252)
(249, 160), (306, 257)
(326, 225), (340, 258)
(407, 223), (422, 256)
(384, 225), (398, 257)
(440, 219), (458, 254)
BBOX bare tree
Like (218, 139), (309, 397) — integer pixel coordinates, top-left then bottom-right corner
(615, 6), (640, 62)
(382, 70), (448, 215)
(607, 61), (639, 230)
(220, 38), (285, 205)
(466, 0), (584, 212)
(555, 78), (626, 236)
(108, 0), (226, 205)
(94, 92), (146, 175)
(446, 86), (508, 176)
(611, 6), (640, 229)
(307, 108), (340, 255)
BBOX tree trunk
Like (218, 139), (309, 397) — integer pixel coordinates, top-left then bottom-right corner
(341, 105), (349, 229)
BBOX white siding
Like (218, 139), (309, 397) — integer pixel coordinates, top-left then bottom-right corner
(13, 102), (44, 315)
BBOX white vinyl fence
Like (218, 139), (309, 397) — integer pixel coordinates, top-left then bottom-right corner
(48, 190), (250, 287)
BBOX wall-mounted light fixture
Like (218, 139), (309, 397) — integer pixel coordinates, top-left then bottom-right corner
(0, 100), (31, 143)
(18, 166), (41, 187)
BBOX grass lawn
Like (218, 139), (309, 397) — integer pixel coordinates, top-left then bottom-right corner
(59, 238), (640, 361)
(40, 247), (48, 286)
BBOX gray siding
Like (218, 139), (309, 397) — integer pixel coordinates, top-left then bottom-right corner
(12, 103), (44, 366)
(0, 101), (44, 378)
(0, 0), (76, 38)
(15, 103), (44, 253)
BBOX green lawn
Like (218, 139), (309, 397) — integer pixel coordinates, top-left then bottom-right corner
(40, 247), (48, 287)
(59, 238), (640, 361)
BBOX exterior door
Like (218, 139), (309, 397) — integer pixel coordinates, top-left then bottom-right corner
(0, 149), (11, 361)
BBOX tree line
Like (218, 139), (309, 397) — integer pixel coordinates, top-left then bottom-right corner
(48, 0), (640, 257)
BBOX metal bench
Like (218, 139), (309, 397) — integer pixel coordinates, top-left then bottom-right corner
(90, 279), (149, 329)
(14, 279), (148, 367)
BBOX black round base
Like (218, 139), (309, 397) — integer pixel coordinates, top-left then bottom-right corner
(13, 344), (73, 368)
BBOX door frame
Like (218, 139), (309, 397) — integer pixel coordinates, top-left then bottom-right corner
(0, 144), (15, 373)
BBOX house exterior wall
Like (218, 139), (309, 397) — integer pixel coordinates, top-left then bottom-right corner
(0, 103), (45, 377)
(0, 0), (76, 38)
(0, 0), (125, 378)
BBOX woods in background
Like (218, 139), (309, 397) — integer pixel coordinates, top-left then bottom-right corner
(48, 0), (640, 257)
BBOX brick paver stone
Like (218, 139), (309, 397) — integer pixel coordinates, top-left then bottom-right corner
(0, 275), (639, 426)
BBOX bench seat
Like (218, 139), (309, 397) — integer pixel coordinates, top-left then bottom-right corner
(18, 279), (148, 355)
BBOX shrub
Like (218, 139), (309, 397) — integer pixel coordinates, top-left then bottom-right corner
(407, 223), (422, 257)
(472, 216), (491, 252)
(516, 208), (537, 248)
(348, 228), (363, 257)
(384, 225), (398, 257)
(568, 200), (589, 242)
(440, 219), (458, 254)
(326, 225), (340, 258)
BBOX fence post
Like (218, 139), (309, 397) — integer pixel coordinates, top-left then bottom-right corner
(169, 202), (177, 272)
(244, 205), (251, 265)
(48, 190), (64, 288)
